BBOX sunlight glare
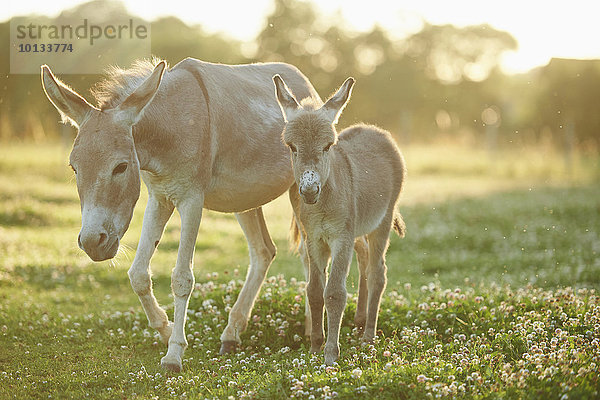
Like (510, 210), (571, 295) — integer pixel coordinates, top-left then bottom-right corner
(4, 0), (600, 74)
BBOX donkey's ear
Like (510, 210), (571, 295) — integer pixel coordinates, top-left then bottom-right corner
(273, 74), (300, 122)
(117, 61), (166, 125)
(41, 65), (97, 127)
(322, 77), (355, 124)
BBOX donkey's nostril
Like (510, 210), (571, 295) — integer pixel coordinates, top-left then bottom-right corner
(78, 234), (83, 249)
(98, 232), (108, 246)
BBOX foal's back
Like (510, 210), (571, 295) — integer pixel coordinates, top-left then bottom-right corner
(330, 124), (405, 237)
(336, 123), (405, 208)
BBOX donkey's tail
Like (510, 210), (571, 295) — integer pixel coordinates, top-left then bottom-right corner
(392, 212), (406, 238)
(290, 216), (302, 253)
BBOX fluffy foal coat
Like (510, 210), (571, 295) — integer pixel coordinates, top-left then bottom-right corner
(273, 75), (406, 365)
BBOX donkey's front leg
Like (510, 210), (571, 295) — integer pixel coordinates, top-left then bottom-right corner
(161, 195), (203, 373)
(288, 187), (311, 337)
(306, 239), (330, 354)
(220, 208), (276, 354)
(298, 233), (312, 337)
(128, 194), (174, 344)
(323, 238), (353, 365)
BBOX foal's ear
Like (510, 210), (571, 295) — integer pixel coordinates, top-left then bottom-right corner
(41, 65), (97, 127)
(322, 77), (355, 124)
(117, 61), (166, 126)
(273, 74), (300, 122)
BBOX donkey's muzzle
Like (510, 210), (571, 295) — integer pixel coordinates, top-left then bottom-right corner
(78, 229), (119, 261)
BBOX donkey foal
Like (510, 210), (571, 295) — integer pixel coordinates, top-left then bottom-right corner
(273, 75), (406, 365)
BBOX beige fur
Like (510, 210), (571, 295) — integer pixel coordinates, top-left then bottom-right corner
(41, 58), (321, 372)
(274, 75), (406, 365)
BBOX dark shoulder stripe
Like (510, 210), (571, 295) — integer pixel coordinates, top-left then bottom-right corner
(182, 65), (211, 131)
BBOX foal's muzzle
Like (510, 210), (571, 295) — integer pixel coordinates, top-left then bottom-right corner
(299, 170), (321, 205)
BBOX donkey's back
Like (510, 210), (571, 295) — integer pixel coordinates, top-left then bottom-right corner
(163, 58), (322, 212)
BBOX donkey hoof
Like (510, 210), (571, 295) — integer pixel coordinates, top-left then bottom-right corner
(324, 344), (340, 366)
(361, 335), (375, 345)
(161, 355), (182, 373)
(324, 353), (339, 366)
(219, 340), (238, 355)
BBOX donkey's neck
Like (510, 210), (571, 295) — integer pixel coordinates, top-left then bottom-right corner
(131, 131), (152, 173)
(129, 70), (210, 176)
(132, 121), (163, 175)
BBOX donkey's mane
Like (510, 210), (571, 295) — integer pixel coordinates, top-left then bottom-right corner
(299, 97), (321, 111)
(91, 57), (167, 110)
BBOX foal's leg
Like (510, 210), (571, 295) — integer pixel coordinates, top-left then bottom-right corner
(353, 236), (369, 332)
(128, 194), (174, 344)
(363, 221), (392, 343)
(323, 238), (353, 365)
(298, 233), (312, 336)
(288, 186), (311, 336)
(161, 195), (204, 373)
(306, 238), (330, 354)
(220, 208), (276, 354)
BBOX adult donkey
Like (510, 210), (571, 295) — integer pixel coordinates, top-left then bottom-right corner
(41, 58), (321, 372)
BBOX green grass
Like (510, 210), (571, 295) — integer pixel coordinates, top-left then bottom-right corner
(0, 142), (599, 399)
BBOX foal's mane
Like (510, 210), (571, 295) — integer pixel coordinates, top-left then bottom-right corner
(91, 57), (167, 110)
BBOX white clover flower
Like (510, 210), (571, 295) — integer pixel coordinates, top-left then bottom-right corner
(352, 368), (362, 379)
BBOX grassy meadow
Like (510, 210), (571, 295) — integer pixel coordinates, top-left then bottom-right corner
(0, 142), (599, 399)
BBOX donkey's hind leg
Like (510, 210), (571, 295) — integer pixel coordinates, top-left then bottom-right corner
(220, 207), (276, 354)
(363, 219), (393, 343)
(353, 236), (369, 332)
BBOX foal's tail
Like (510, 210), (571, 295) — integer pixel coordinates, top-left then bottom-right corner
(290, 216), (301, 253)
(392, 212), (406, 238)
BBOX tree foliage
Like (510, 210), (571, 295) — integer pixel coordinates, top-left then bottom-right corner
(0, 0), (598, 151)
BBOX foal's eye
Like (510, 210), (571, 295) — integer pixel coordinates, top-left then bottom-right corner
(112, 162), (128, 176)
(323, 142), (334, 152)
(287, 143), (297, 153)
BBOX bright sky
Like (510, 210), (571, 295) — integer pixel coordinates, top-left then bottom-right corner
(5, 0), (600, 74)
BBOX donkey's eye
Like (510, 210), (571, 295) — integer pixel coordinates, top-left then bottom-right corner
(323, 142), (334, 152)
(112, 162), (128, 176)
(69, 164), (77, 174)
(287, 143), (297, 153)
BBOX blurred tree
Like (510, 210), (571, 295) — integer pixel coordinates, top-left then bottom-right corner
(0, 1), (246, 142)
(151, 17), (248, 66)
(253, 2), (519, 142)
(534, 58), (600, 150)
(402, 23), (517, 84)
(0, 0), (598, 154)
